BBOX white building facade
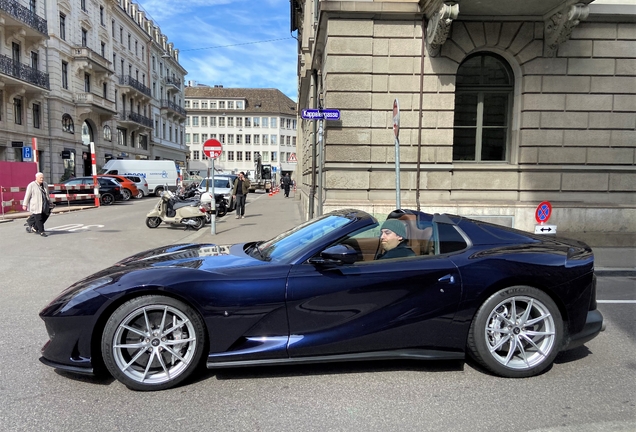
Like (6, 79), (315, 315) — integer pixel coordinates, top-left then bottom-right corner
(184, 85), (298, 178)
(0, 0), (187, 182)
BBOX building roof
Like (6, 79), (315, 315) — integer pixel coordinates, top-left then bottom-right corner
(184, 86), (297, 116)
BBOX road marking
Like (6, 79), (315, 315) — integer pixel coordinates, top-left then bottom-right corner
(49, 223), (105, 232)
(597, 300), (636, 304)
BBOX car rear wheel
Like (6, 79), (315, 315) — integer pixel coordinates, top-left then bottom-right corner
(146, 217), (161, 228)
(467, 286), (563, 378)
(136, 190), (144, 199)
(101, 295), (206, 391)
(154, 187), (164, 196)
(122, 189), (132, 201)
(101, 193), (115, 206)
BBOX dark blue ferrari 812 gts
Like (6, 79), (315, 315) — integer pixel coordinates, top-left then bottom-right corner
(39, 209), (603, 391)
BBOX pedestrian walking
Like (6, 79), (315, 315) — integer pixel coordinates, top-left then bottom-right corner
(232, 171), (251, 219)
(23, 172), (54, 237)
(282, 173), (292, 198)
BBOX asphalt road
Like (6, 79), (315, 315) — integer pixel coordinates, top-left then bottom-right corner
(0, 198), (634, 432)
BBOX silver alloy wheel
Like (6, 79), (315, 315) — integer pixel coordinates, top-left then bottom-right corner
(484, 295), (556, 370)
(110, 304), (198, 385)
(122, 189), (131, 200)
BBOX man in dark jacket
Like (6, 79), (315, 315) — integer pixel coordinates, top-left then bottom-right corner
(376, 219), (415, 260)
(282, 173), (292, 198)
(232, 171), (251, 219)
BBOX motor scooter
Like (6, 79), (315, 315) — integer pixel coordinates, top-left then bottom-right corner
(146, 190), (207, 230)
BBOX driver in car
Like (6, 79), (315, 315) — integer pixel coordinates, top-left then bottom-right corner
(376, 219), (415, 260)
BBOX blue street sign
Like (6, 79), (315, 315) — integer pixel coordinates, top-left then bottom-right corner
(301, 109), (341, 121)
(22, 146), (32, 160)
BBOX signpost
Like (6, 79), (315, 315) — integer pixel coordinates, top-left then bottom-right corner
(203, 139), (223, 234)
(301, 109), (341, 121)
(22, 146), (32, 161)
(288, 153), (298, 163)
(393, 99), (401, 210)
(534, 201), (557, 234)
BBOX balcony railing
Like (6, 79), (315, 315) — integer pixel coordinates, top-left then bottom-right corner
(161, 99), (187, 117)
(118, 75), (151, 97)
(119, 110), (153, 128)
(0, 54), (49, 90)
(165, 76), (181, 89)
(0, 0), (47, 35)
(75, 92), (116, 113)
(72, 47), (111, 72)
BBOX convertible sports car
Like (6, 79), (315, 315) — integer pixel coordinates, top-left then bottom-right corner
(39, 209), (603, 391)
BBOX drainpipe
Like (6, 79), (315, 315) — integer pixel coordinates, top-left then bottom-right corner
(43, 0), (54, 179)
(416, 16), (427, 213)
(309, 69), (318, 219)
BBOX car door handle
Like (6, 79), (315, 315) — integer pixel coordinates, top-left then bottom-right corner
(438, 274), (455, 284)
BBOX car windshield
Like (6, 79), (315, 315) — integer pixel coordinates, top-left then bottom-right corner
(199, 178), (231, 189)
(251, 214), (352, 262)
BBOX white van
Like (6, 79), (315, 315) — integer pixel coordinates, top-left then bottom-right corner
(99, 160), (179, 195)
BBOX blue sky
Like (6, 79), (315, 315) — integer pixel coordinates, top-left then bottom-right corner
(136, 0), (298, 101)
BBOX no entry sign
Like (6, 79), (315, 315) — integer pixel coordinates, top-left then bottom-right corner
(203, 139), (222, 159)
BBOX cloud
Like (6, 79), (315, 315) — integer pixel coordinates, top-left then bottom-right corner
(136, 0), (297, 100)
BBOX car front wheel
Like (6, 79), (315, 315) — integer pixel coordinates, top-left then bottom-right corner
(101, 295), (206, 391)
(467, 286), (563, 378)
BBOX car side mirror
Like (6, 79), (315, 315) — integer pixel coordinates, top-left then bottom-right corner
(309, 244), (358, 266)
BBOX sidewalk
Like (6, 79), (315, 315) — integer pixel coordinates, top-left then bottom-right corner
(2, 193), (633, 276)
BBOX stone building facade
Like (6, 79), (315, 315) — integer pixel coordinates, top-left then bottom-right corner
(291, 0), (636, 240)
(0, 0), (187, 183)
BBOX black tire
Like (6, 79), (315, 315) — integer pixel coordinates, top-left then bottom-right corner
(146, 217), (161, 228)
(122, 189), (132, 201)
(467, 286), (563, 378)
(217, 206), (227, 218)
(189, 217), (205, 230)
(154, 187), (164, 196)
(101, 193), (115, 206)
(101, 295), (206, 391)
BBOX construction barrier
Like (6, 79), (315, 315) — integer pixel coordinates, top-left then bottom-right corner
(1, 184), (98, 218)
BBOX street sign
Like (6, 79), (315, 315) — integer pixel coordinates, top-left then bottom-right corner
(22, 146), (32, 160)
(534, 224), (557, 235)
(393, 99), (400, 138)
(288, 153), (298, 163)
(301, 109), (341, 121)
(535, 201), (552, 224)
(203, 139), (223, 159)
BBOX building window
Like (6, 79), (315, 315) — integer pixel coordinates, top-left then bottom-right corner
(219, 134), (225, 144)
(135, 40), (138, 56)
(62, 113), (74, 133)
(253, 135), (259, 145)
(210, 101), (217, 109)
(117, 128), (126, 146)
(81, 0), (86, 11)
(263, 152), (269, 162)
(120, 27), (123, 43)
(262, 117), (268, 128)
(100, 6), (105, 25)
(286, 119), (291, 129)
(33, 103), (40, 128)
(30, 0), (36, 12)
(287, 136), (291, 145)
(193, 150), (199, 160)
(228, 101), (234, 109)
(262, 134), (268, 145)
(81, 28), (88, 47)
(112, 19), (115, 35)
(219, 101), (225, 109)
(101, 42), (106, 57)
(193, 101), (199, 109)
(193, 133), (199, 143)
(103, 125), (112, 141)
(236, 135), (242, 144)
(236, 101), (243, 109)
(271, 152), (277, 162)
(202, 102), (208, 109)
(201, 117), (207, 127)
(228, 151), (234, 161)
(219, 117), (225, 127)
(245, 151), (251, 162)
(245, 117), (251, 127)
(103, 82), (107, 99)
(271, 135), (276, 145)
(227, 117), (234, 127)
(271, 118), (277, 128)
(210, 117), (216, 127)
(228, 134), (234, 144)
(84, 73), (91, 92)
(202, 133), (208, 142)
(185, 134), (190, 144)
(245, 135), (251, 145)
(253, 117), (260, 128)
(453, 53), (513, 162)
(192, 116), (199, 126)
(236, 117), (242, 128)
(59, 14), (66, 40)
(61, 61), (68, 89)
(13, 98), (22, 125)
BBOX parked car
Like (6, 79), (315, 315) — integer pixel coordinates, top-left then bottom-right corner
(39, 208), (603, 391)
(50, 176), (124, 206)
(125, 175), (149, 199)
(98, 174), (139, 201)
(197, 175), (236, 211)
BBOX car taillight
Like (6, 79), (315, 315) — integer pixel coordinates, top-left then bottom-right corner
(115, 187), (120, 191)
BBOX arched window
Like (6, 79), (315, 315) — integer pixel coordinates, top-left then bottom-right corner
(81, 120), (93, 145)
(452, 53), (513, 162)
(103, 125), (112, 141)
(62, 113), (74, 133)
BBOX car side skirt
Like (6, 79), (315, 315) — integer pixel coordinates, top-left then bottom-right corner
(207, 349), (465, 369)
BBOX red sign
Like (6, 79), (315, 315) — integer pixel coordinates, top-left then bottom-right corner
(535, 201), (552, 224)
(288, 153), (298, 163)
(203, 139), (223, 159)
(392, 99), (400, 138)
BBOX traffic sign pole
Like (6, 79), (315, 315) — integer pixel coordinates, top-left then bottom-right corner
(210, 157), (216, 235)
(90, 142), (99, 207)
(393, 99), (401, 210)
(202, 139), (223, 236)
